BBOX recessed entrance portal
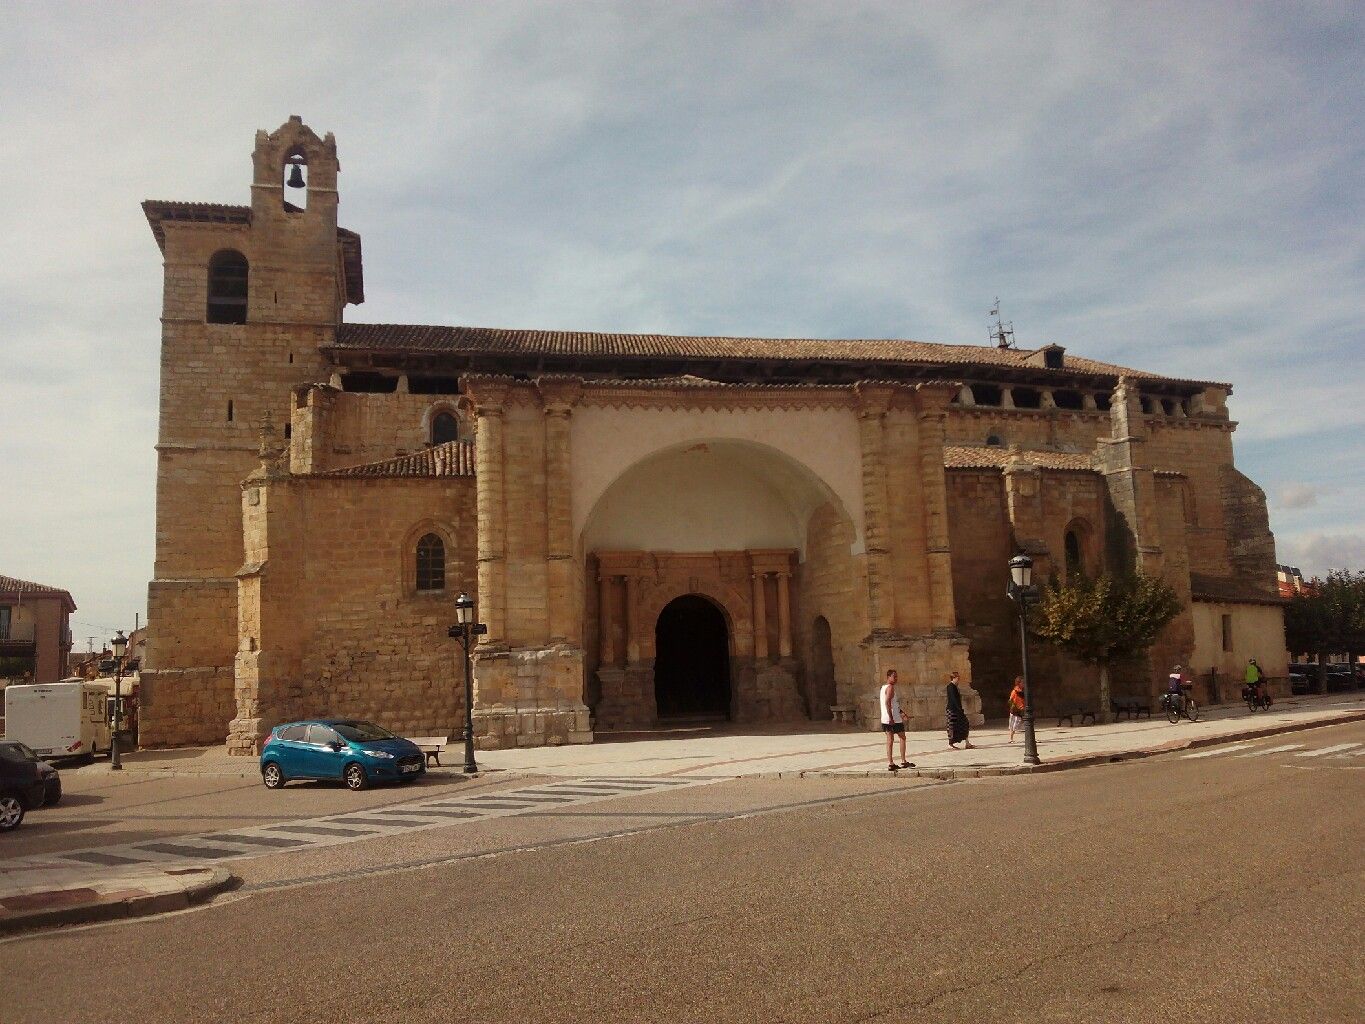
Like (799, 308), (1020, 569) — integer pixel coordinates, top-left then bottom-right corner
(654, 595), (731, 720)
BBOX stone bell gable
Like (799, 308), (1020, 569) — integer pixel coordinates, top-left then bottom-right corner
(138, 118), (1284, 752)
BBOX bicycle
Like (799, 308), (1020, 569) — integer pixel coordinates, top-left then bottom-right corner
(1161, 687), (1200, 723)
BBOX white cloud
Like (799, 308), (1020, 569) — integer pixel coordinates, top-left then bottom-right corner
(1275, 483), (1320, 509)
(1277, 534), (1365, 576)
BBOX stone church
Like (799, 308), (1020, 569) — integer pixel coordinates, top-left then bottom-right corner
(139, 117), (1287, 754)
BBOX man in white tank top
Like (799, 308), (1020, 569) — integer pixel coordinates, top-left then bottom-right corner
(880, 669), (915, 772)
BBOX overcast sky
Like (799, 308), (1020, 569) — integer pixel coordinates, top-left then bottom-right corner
(1, 2), (1361, 642)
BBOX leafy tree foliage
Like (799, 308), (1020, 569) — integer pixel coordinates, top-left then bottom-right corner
(1029, 572), (1183, 718)
(1284, 570), (1365, 692)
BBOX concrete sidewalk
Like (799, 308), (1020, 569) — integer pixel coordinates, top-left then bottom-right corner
(0, 861), (233, 934)
(477, 692), (1365, 779)
(84, 692), (1365, 781)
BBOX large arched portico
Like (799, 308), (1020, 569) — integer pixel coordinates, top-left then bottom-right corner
(584, 437), (865, 731)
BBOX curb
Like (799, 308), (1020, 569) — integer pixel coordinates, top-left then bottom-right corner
(793, 708), (1365, 782)
(0, 867), (236, 937)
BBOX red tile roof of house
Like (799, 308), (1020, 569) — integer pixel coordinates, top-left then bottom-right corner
(309, 440), (475, 479)
(0, 575), (76, 611)
(943, 445), (1096, 471)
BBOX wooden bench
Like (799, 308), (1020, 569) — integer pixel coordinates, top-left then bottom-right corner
(1110, 697), (1152, 721)
(406, 735), (449, 766)
(1056, 702), (1097, 727)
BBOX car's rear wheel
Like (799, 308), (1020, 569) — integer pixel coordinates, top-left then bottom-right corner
(0, 793), (25, 832)
(344, 763), (368, 791)
(262, 763), (286, 789)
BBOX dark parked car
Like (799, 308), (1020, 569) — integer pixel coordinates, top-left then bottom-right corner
(1, 741), (57, 832)
(259, 719), (425, 791)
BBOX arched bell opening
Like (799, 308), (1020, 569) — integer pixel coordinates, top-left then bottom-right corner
(654, 595), (732, 721)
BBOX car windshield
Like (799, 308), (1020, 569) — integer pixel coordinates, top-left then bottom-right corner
(332, 721), (396, 743)
(0, 741), (37, 762)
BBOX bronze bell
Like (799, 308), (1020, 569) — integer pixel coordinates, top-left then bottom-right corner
(286, 162), (305, 188)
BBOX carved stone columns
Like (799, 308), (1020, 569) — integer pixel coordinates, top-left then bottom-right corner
(854, 383), (898, 634)
(538, 378), (581, 645)
(467, 380), (508, 646)
(775, 570), (792, 658)
(751, 572), (768, 662)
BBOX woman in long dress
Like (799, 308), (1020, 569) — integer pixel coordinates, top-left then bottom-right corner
(945, 671), (973, 749)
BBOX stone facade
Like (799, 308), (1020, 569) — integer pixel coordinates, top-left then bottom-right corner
(140, 118), (1285, 754)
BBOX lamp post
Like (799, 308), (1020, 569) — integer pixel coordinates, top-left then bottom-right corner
(1007, 554), (1041, 766)
(109, 630), (128, 771)
(448, 593), (487, 774)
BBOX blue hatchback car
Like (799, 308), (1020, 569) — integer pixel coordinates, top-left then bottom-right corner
(260, 719), (426, 791)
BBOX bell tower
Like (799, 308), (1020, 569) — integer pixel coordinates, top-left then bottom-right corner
(141, 117), (362, 747)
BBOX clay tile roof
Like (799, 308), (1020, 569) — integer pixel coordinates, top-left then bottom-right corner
(329, 323), (1226, 388)
(943, 445), (1096, 472)
(1, 575), (76, 611)
(1189, 573), (1285, 606)
(310, 440), (475, 479)
(141, 200), (364, 304)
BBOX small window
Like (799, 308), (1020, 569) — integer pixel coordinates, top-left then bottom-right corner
(1044, 348), (1064, 369)
(206, 250), (249, 324)
(227, 400), (234, 422)
(306, 724), (339, 746)
(0, 606), (10, 639)
(1221, 614), (1233, 652)
(416, 533), (446, 592)
(1094, 392), (1112, 412)
(279, 724), (307, 742)
(1012, 387), (1042, 409)
(340, 372), (398, 393)
(1065, 530), (1083, 581)
(430, 411), (460, 445)
(985, 434), (1004, 447)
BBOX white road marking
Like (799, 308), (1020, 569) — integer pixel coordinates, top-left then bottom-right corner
(1183, 744), (1255, 759)
(7, 776), (723, 871)
(1234, 744), (1304, 757)
(1295, 743), (1362, 758)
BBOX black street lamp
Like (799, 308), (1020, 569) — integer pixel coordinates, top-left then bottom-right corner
(448, 592), (487, 775)
(109, 630), (128, 771)
(1007, 554), (1041, 766)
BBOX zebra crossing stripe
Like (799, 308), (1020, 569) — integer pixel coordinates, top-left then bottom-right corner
(1295, 743), (1362, 758)
(1183, 744), (1254, 759)
(1234, 744), (1304, 757)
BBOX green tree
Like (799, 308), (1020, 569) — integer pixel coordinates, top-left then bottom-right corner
(1029, 572), (1183, 720)
(1284, 570), (1365, 693)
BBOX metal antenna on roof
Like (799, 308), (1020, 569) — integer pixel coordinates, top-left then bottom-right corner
(988, 299), (1016, 350)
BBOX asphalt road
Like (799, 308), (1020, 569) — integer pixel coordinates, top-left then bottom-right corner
(3, 722), (1362, 1023)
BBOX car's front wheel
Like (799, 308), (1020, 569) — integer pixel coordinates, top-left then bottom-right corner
(344, 763), (368, 791)
(262, 763), (286, 789)
(0, 792), (25, 832)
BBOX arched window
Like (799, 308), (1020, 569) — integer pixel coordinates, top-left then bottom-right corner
(206, 250), (248, 324)
(430, 411), (460, 445)
(1063, 519), (1094, 581)
(415, 534), (446, 592)
(1064, 530), (1083, 581)
(985, 433), (1003, 447)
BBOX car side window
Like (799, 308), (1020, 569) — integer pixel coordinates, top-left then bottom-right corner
(279, 725), (307, 742)
(307, 725), (339, 746)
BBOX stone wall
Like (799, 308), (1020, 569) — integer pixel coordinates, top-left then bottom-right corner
(226, 472), (476, 753)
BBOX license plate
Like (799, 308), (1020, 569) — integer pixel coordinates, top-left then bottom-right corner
(401, 762), (420, 773)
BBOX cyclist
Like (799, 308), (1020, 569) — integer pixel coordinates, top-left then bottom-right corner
(1166, 664), (1190, 713)
(1244, 658), (1270, 707)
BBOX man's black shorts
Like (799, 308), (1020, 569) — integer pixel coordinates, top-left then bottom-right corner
(881, 722), (905, 734)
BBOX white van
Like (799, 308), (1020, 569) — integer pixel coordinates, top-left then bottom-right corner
(3, 681), (112, 760)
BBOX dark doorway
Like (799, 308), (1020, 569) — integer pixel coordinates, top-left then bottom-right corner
(808, 616), (836, 720)
(654, 595), (731, 720)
